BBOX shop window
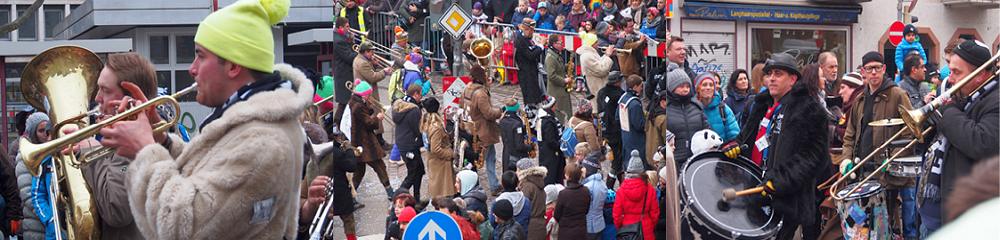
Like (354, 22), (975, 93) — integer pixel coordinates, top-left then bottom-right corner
(176, 36), (195, 64)
(751, 27), (848, 76)
(149, 36), (170, 64)
(44, 6), (64, 39)
(4, 62), (26, 79)
(16, 5), (38, 41)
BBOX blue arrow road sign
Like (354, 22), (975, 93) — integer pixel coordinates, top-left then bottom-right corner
(403, 211), (462, 240)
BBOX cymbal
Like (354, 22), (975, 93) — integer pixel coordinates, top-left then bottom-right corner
(868, 118), (904, 127)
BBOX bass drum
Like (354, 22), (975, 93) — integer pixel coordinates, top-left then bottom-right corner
(680, 151), (781, 239)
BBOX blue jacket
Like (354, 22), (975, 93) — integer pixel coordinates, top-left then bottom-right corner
(511, 10), (533, 27)
(704, 93), (740, 141)
(619, 90), (646, 162)
(582, 173), (607, 234)
(895, 39), (927, 76)
(533, 12), (556, 30)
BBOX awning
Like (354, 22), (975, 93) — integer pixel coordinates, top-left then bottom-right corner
(0, 39), (133, 56)
(683, 1), (862, 24)
(288, 28), (333, 46)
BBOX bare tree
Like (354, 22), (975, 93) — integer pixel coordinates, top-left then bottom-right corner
(0, 0), (45, 34)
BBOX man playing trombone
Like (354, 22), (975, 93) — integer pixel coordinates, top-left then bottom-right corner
(353, 42), (394, 104)
(97, 0), (312, 238)
(918, 40), (998, 235)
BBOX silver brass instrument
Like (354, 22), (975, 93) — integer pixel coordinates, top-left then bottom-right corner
(830, 52), (999, 200)
(307, 181), (335, 240)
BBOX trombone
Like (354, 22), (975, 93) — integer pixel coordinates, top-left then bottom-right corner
(20, 84), (198, 170)
(829, 53), (1000, 200)
(352, 44), (393, 68)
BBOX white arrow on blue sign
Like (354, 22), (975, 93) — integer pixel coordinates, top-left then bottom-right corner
(403, 211), (462, 240)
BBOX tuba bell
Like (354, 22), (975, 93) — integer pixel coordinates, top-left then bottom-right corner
(19, 45), (103, 239)
(469, 37), (494, 68)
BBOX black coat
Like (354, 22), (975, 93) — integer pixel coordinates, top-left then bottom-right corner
(320, 140), (358, 216)
(597, 84), (624, 144)
(538, 110), (565, 185)
(935, 81), (999, 209)
(735, 83), (831, 225)
(0, 153), (20, 234)
(499, 111), (533, 170)
(485, 0), (517, 23)
(665, 93), (708, 164)
(332, 31), (358, 104)
(553, 182), (591, 239)
(391, 99), (423, 151)
(515, 34), (545, 104)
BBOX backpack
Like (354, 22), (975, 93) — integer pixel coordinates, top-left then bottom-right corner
(560, 121), (588, 158)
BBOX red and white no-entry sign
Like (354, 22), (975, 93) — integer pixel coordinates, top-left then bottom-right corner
(888, 21), (905, 46)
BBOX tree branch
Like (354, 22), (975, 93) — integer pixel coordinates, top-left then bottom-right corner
(0, 0), (46, 34)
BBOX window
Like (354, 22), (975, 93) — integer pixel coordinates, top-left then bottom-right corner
(0, 6), (9, 40)
(176, 36), (195, 64)
(156, 71), (172, 93)
(16, 5), (38, 40)
(149, 36), (170, 64)
(44, 6), (64, 38)
(5, 62), (26, 79)
(175, 71), (195, 101)
(751, 25), (849, 76)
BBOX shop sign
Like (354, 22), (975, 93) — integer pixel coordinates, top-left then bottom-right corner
(683, 2), (859, 24)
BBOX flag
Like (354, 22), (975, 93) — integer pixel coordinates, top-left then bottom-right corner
(666, 0), (673, 18)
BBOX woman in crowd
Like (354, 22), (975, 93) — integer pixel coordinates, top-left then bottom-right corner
(725, 69), (754, 120)
(553, 163), (590, 240)
(694, 72), (740, 141)
(613, 151), (660, 239)
(16, 112), (50, 240)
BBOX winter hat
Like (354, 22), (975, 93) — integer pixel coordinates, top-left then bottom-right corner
(408, 53), (423, 64)
(840, 72), (864, 88)
(353, 79), (373, 97)
(317, 75), (335, 98)
(504, 99), (521, 112)
(25, 112), (49, 143)
(394, 26), (408, 42)
(575, 100), (593, 115)
(693, 72), (715, 91)
(473, 2), (483, 10)
(626, 150), (644, 173)
(666, 64), (692, 93)
(861, 51), (884, 66)
(457, 170), (479, 195)
(608, 70), (623, 83)
(422, 97), (440, 113)
(493, 199), (514, 220)
(194, 0), (289, 73)
(581, 152), (602, 176)
(540, 95), (556, 109)
(398, 207), (417, 223)
(544, 184), (565, 205)
(516, 157), (537, 171)
(953, 40), (992, 68)
(581, 32), (598, 47)
(903, 24), (917, 37)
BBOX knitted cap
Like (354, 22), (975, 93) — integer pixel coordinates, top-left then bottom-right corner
(862, 51), (884, 66)
(516, 158), (537, 171)
(903, 24), (917, 36)
(953, 40), (992, 69)
(195, 0), (289, 73)
(626, 150), (644, 173)
(540, 95), (556, 109)
(693, 72), (715, 91)
(840, 72), (863, 88)
(504, 99), (521, 112)
(398, 207), (416, 223)
(581, 152), (602, 176)
(666, 63), (692, 92)
(544, 184), (565, 205)
(353, 79), (372, 97)
(25, 112), (49, 143)
(581, 32), (598, 47)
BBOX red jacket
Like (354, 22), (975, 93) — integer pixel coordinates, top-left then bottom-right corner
(613, 178), (660, 239)
(451, 213), (481, 240)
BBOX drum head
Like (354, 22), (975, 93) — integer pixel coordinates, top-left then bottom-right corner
(836, 182), (883, 200)
(680, 151), (780, 239)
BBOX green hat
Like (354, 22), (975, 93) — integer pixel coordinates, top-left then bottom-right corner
(195, 0), (290, 73)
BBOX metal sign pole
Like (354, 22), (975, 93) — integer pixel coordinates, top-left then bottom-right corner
(1, 56), (7, 152)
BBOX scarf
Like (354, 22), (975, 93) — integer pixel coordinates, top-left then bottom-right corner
(201, 72), (292, 131)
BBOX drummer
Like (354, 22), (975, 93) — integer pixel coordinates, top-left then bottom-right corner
(839, 52), (917, 239)
(723, 51), (831, 239)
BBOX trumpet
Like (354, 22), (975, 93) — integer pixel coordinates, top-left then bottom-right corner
(307, 181), (336, 240)
(21, 84), (197, 171)
(829, 53), (999, 200)
(598, 46), (632, 54)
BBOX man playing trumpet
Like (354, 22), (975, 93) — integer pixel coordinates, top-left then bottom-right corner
(98, 0), (312, 238)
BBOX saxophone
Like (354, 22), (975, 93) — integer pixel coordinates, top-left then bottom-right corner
(519, 110), (538, 158)
(565, 51), (576, 93)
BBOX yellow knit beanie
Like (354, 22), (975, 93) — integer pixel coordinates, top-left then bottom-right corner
(195, 0), (290, 73)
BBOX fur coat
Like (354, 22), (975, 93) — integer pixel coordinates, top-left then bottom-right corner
(127, 64), (311, 239)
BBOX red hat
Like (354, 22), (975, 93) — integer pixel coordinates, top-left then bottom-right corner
(647, 7), (659, 17)
(398, 207), (417, 223)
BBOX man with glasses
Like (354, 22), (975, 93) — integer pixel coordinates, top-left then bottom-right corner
(839, 51), (916, 239)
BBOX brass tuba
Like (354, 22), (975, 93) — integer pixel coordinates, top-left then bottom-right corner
(19, 46), (102, 239)
(469, 37), (494, 68)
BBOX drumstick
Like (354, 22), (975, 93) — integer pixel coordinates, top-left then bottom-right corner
(721, 186), (765, 202)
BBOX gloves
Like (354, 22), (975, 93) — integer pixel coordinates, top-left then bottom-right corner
(10, 220), (19, 234)
(721, 141), (741, 159)
(839, 158), (857, 179)
(760, 180), (776, 197)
